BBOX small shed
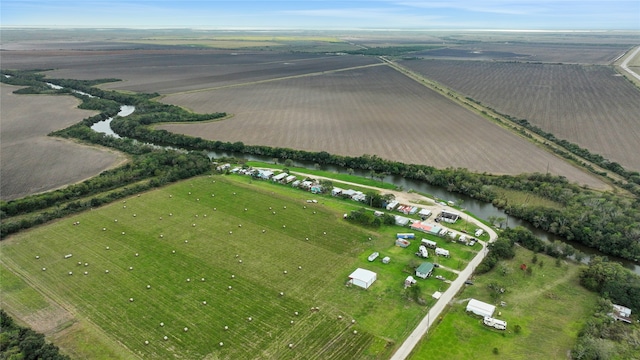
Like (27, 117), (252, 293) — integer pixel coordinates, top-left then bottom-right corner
(348, 268), (377, 289)
(466, 299), (495, 318)
(272, 172), (288, 182)
(415, 262), (434, 279)
(382, 256), (390, 264)
(331, 187), (343, 196)
(418, 208), (432, 218)
(285, 175), (296, 183)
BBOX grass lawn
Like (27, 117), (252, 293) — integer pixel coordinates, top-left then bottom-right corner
(408, 247), (598, 360)
(1, 173), (438, 359)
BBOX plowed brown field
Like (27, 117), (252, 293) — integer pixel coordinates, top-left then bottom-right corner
(0, 84), (125, 200)
(159, 65), (605, 188)
(400, 60), (640, 171)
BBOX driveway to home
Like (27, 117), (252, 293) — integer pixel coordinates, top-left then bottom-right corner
(288, 170), (498, 359)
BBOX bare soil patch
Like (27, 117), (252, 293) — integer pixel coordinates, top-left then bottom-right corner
(0, 84), (125, 200)
(400, 60), (640, 171)
(159, 65), (605, 188)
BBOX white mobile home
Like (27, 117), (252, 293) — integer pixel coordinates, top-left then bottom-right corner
(435, 247), (450, 257)
(475, 229), (484, 237)
(272, 172), (288, 182)
(421, 239), (437, 249)
(348, 268), (377, 289)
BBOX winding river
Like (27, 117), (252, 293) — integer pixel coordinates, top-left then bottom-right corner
(84, 98), (639, 274)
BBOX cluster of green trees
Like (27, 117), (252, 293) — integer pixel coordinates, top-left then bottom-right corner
(572, 299), (640, 360)
(0, 310), (70, 360)
(580, 257), (640, 312)
(345, 208), (395, 228)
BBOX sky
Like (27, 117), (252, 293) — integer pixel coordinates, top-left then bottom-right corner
(1, 0), (639, 30)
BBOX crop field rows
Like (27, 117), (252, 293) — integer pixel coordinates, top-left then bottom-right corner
(414, 43), (629, 64)
(400, 60), (640, 171)
(159, 64), (604, 187)
(1, 175), (449, 359)
(0, 84), (124, 201)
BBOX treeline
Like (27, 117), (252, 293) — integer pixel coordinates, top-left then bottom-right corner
(336, 46), (441, 56)
(475, 226), (586, 275)
(469, 96), (640, 194)
(0, 309), (70, 360)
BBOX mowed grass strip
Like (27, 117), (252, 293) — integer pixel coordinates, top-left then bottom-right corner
(409, 247), (598, 360)
(1, 174), (431, 359)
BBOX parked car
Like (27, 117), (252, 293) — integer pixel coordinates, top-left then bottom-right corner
(464, 280), (474, 285)
(433, 263), (440, 268)
(468, 239), (476, 246)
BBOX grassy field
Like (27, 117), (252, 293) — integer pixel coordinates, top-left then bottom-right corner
(0, 84), (125, 201)
(408, 247), (598, 360)
(0, 174), (462, 359)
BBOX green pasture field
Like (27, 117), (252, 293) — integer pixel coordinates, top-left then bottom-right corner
(408, 247), (598, 360)
(1, 174), (445, 359)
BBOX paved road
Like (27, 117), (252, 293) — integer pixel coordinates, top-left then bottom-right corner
(286, 169), (498, 359)
(620, 45), (640, 81)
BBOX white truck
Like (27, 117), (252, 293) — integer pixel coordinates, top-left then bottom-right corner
(483, 316), (507, 330)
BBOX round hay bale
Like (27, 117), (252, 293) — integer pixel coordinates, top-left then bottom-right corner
(338, 315), (343, 320)
(102, 228), (106, 231)
(169, 213), (173, 216)
(123, 205), (126, 209)
(212, 194), (215, 197)
(133, 214), (136, 217)
(78, 261), (82, 265)
(135, 253), (139, 257)
(298, 266), (302, 270)
(84, 262), (89, 266)
(160, 234), (164, 238)
(106, 246), (110, 250)
(184, 327), (188, 332)
(229, 231), (233, 234)
(84, 271), (88, 275)
(184, 240), (188, 243)
(351, 319), (356, 324)
(305, 237), (309, 241)
(244, 208), (247, 211)
(224, 325), (229, 331)
(169, 195), (172, 198)
(68, 271), (73, 275)
(294, 311), (299, 316)
(114, 219), (118, 222)
(172, 250), (176, 254)
(204, 214), (207, 217)
(203, 301), (207, 305)
(313, 211), (316, 214)
(323, 232), (326, 235)
(228, 286), (232, 290)
(144, 340), (149, 345)
(262, 229), (266, 233)
(105, 270), (109, 273)
(282, 225), (286, 228)
(231, 275), (235, 279)
(159, 217), (163, 220)
(160, 322), (164, 327)
(283, 206), (287, 209)
(279, 292), (284, 296)
(129, 298), (134, 302)
(233, 192), (236, 195)
(289, 343), (294, 348)
(196, 198), (199, 201)
(283, 270), (288, 274)
(42, 267), (46, 271)
(163, 336), (168, 341)
(353, 330), (358, 335)
(129, 267), (133, 270)
(192, 223), (196, 227)
(201, 278), (205, 282)
(187, 278), (191, 282)
(238, 224), (242, 227)
(188, 192), (191, 195)
(219, 342), (224, 347)
(238, 260), (243, 263)
(273, 212), (276, 215)
(248, 317), (252, 321)
(213, 208), (217, 211)
(195, 214), (199, 218)
(147, 285), (151, 289)
(235, 254), (239, 258)
(122, 232), (125, 235)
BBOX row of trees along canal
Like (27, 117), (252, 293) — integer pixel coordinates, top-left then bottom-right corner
(1, 69), (639, 267)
